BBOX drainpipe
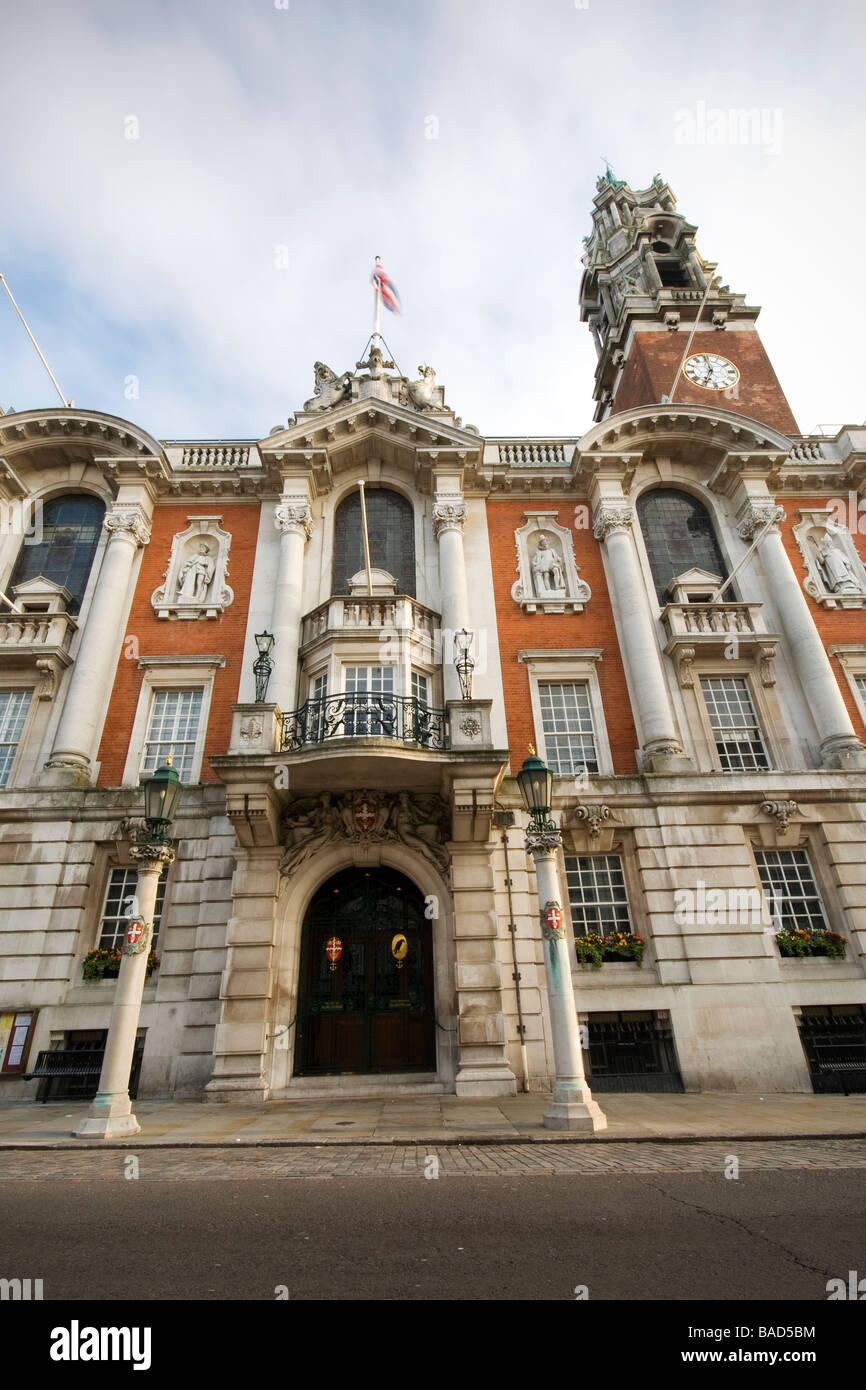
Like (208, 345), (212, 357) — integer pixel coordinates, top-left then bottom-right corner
(493, 809), (529, 1092)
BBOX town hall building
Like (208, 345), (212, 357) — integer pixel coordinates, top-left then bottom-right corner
(2, 174), (865, 1104)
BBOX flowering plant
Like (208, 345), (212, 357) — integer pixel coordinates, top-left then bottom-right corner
(775, 928), (846, 960)
(574, 932), (644, 969)
(82, 948), (160, 980)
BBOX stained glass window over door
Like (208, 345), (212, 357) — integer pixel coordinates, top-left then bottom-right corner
(331, 488), (415, 596)
(637, 489), (730, 603)
(7, 494), (105, 615)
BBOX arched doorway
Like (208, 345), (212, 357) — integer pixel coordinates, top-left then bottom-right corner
(294, 866), (436, 1075)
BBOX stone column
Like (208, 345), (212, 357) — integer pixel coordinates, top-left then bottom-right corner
(42, 503), (151, 786)
(269, 499), (313, 715)
(75, 842), (174, 1139)
(527, 832), (606, 1131)
(593, 502), (692, 772)
(433, 498), (470, 704)
(740, 503), (866, 769)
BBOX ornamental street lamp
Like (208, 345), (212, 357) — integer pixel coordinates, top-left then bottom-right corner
(517, 750), (607, 1132)
(453, 628), (474, 701)
(253, 630), (275, 703)
(74, 759), (183, 1139)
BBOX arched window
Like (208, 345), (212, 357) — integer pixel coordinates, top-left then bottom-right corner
(7, 494), (105, 614)
(637, 488), (729, 602)
(331, 488), (415, 596)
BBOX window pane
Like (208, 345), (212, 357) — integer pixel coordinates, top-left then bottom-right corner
(331, 488), (415, 596)
(98, 867), (167, 951)
(565, 855), (633, 936)
(343, 667), (395, 735)
(0, 690), (32, 787)
(7, 494), (105, 614)
(700, 677), (769, 771)
(637, 489), (729, 602)
(755, 850), (829, 935)
(539, 683), (599, 774)
(142, 689), (203, 782)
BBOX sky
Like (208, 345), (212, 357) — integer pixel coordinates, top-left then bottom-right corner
(1, 0), (864, 442)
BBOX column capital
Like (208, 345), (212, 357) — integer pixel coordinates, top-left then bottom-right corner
(525, 829), (563, 857)
(433, 499), (467, 538)
(592, 502), (634, 542)
(274, 500), (313, 540)
(737, 502), (786, 541)
(104, 504), (151, 548)
(129, 841), (176, 871)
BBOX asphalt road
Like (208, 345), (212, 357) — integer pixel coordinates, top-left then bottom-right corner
(1, 1143), (864, 1302)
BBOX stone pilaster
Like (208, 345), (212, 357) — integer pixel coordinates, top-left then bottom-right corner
(451, 842), (517, 1097)
(42, 502), (152, 786)
(593, 500), (693, 773)
(433, 496), (470, 704)
(739, 502), (866, 769)
(204, 844), (282, 1103)
(270, 497), (313, 714)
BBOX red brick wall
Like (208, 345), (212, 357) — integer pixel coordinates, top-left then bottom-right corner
(776, 498), (866, 741)
(612, 331), (799, 435)
(486, 501), (639, 773)
(97, 504), (261, 785)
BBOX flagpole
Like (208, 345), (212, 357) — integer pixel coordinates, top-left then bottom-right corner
(373, 256), (382, 346)
(358, 480), (374, 597)
(0, 272), (71, 407)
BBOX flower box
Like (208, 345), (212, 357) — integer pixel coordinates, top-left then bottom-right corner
(775, 929), (846, 960)
(574, 933), (644, 969)
(82, 948), (160, 981)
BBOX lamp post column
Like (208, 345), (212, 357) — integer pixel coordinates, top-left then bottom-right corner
(527, 827), (607, 1132)
(75, 842), (174, 1139)
(270, 500), (312, 714)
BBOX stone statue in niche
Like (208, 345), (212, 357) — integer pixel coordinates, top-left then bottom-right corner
(531, 536), (566, 597)
(177, 542), (216, 603)
(816, 535), (860, 594)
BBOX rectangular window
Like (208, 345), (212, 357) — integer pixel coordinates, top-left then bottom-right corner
(0, 690), (32, 787)
(565, 855), (633, 936)
(343, 666), (395, 736)
(539, 682), (599, 775)
(856, 676), (866, 708)
(141, 689), (203, 782)
(99, 867), (167, 952)
(411, 671), (429, 706)
(754, 849), (829, 934)
(700, 676), (769, 771)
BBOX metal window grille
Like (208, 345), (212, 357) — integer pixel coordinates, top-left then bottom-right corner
(700, 676), (769, 771)
(565, 854), (632, 936)
(141, 689), (203, 782)
(539, 683), (599, 775)
(98, 867), (167, 951)
(754, 849), (829, 935)
(0, 690), (32, 787)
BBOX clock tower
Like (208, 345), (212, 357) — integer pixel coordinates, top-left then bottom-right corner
(579, 172), (799, 435)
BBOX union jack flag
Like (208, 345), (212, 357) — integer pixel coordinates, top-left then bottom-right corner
(371, 257), (401, 313)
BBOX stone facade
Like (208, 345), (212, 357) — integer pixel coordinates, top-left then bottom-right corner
(1, 177), (865, 1104)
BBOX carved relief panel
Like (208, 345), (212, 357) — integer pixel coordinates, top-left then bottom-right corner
(511, 512), (591, 614)
(151, 515), (234, 619)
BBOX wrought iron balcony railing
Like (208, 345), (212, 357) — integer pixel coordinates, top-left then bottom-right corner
(281, 692), (448, 752)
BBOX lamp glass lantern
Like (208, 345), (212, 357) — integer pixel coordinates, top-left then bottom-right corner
(516, 752), (555, 834)
(255, 631), (275, 657)
(453, 628), (475, 701)
(253, 630), (275, 702)
(143, 757), (183, 842)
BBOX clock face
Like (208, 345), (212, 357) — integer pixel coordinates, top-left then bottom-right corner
(683, 353), (740, 390)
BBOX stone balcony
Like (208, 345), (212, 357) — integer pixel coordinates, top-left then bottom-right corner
(660, 601), (779, 688)
(0, 578), (77, 699)
(299, 593), (439, 651)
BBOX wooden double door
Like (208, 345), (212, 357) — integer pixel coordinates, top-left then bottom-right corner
(295, 867), (436, 1075)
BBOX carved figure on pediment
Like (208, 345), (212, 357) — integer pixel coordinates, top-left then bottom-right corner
(401, 365), (437, 412)
(177, 542), (216, 603)
(389, 791), (449, 871)
(531, 536), (566, 596)
(303, 362), (351, 414)
(281, 793), (342, 874)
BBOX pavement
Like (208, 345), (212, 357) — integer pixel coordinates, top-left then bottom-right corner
(0, 1090), (865, 1148)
